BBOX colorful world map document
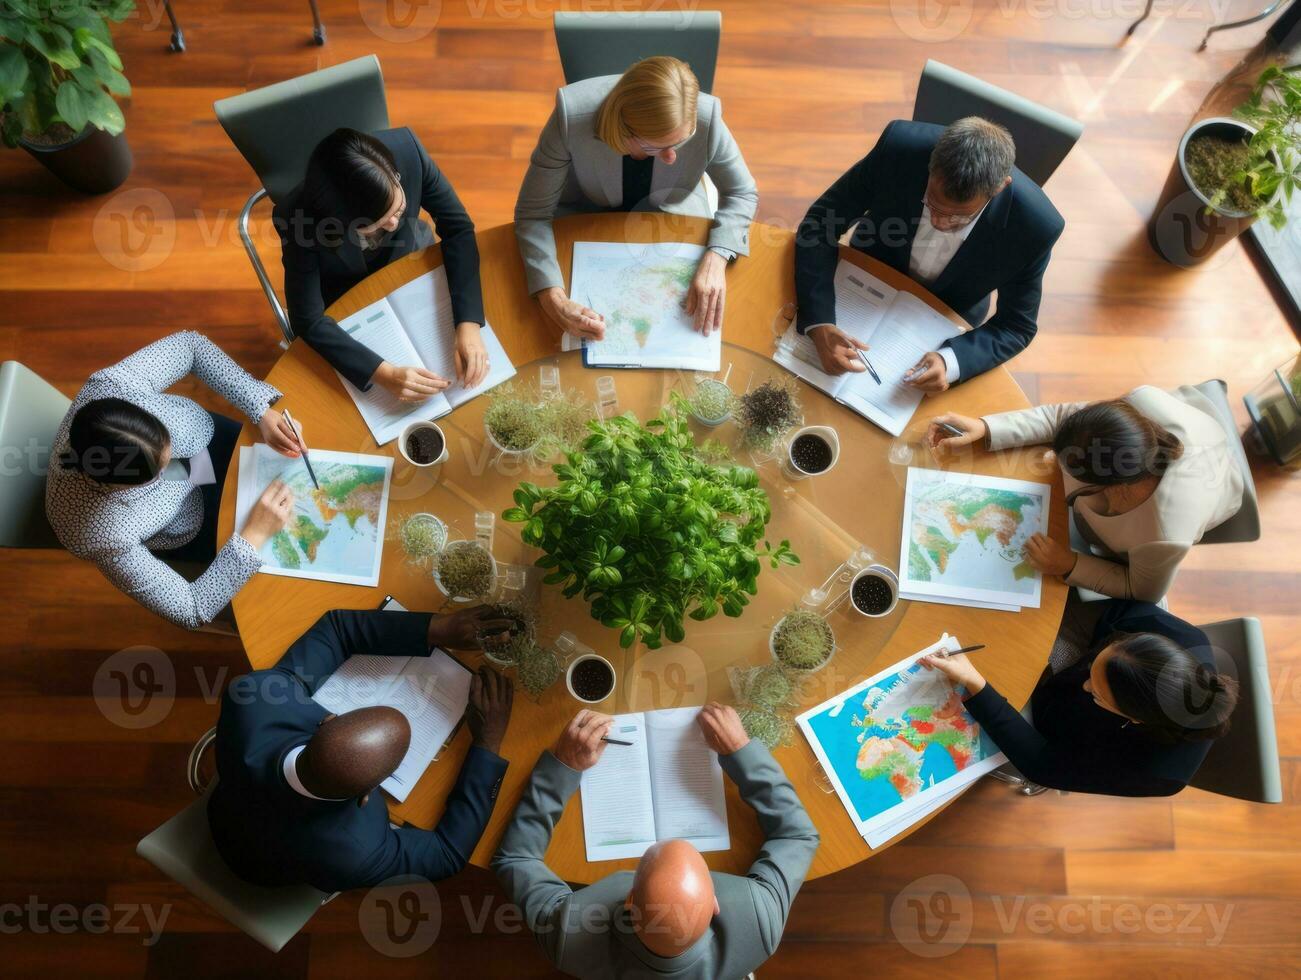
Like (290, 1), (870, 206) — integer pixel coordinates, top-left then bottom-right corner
(796, 635), (1007, 843)
(565, 241), (720, 371)
(234, 444), (392, 587)
(898, 467), (1051, 611)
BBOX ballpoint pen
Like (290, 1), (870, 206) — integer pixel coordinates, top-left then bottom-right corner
(855, 347), (882, 385)
(935, 421), (966, 438)
(600, 736), (633, 746)
(280, 409), (319, 490)
(931, 644), (987, 659)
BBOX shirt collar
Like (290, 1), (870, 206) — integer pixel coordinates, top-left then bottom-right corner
(919, 201), (987, 241)
(282, 744), (347, 802)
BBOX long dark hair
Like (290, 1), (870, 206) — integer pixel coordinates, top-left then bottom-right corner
(1053, 399), (1183, 506)
(58, 398), (169, 486)
(1098, 631), (1238, 742)
(298, 128), (400, 246)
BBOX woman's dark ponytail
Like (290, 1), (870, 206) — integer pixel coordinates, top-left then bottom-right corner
(1100, 630), (1239, 742)
(58, 398), (168, 486)
(1054, 399), (1184, 499)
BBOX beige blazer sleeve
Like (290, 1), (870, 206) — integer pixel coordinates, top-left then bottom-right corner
(701, 99), (758, 257)
(513, 105), (573, 296)
(983, 399), (1092, 450)
(1067, 540), (1191, 603)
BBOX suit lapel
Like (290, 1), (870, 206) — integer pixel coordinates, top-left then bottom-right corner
(928, 182), (1013, 298)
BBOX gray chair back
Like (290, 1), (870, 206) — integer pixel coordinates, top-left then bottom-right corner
(0, 362), (70, 548)
(137, 782), (330, 952)
(1190, 617), (1282, 803)
(1186, 379), (1261, 544)
(554, 11), (721, 94)
(213, 54), (390, 205)
(912, 59), (1083, 186)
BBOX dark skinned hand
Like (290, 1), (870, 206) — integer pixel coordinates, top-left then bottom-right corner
(427, 606), (516, 651)
(467, 666), (514, 755)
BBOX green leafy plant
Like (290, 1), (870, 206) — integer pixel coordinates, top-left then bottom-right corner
(1207, 65), (1301, 228)
(504, 395), (799, 649)
(434, 541), (495, 601)
(771, 609), (834, 671)
(736, 379), (801, 452)
(397, 513), (446, 564)
(485, 383), (544, 452)
(514, 640), (563, 697)
(0, 0), (134, 148)
(690, 378), (733, 423)
(739, 705), (793, 750)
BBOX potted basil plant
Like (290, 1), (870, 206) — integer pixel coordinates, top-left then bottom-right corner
(1, 0), (135, 193)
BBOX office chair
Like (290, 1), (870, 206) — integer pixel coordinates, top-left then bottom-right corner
(911, 60), (1084, 187)
(1127, 0), (1291, 51)
(158, 0), (325, 53)
(1185, 380), (1262, 544)
(553, 10), (722, 94)
(0, 362), (70, 548)
(135, 727), (335, 953)
(1189, 617), (1282, 802)
(213, 56), (390, 345)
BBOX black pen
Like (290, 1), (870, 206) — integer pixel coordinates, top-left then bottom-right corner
(600, 736), (633, 746)
(281, 409), (319, 490)
(932, 644), (987, 659)
(855, 348), (882, 385)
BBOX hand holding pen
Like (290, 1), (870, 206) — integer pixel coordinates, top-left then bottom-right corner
(280, 409), (319, 490)
(926, 413), (987, 456)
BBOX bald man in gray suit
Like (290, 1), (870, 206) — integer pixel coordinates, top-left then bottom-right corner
(492, 703), (819, 978)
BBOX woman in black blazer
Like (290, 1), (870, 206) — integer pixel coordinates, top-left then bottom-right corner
(922, 600), (1238, 797)
(274, 127), (489, 401)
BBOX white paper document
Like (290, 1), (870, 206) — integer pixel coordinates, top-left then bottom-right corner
(234, 444), (392, 587)
(797, 635), (1007, 842)
(898, 467), (1051, 611)
(335, 267), (517, 444)
(774, 261), (963, 436)
(565, 241), (721, 371)
(312, 649), (473, 803)
(580, 707), (730, 862)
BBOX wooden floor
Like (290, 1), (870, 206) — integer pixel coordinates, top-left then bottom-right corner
(2, 1), (1300, 977)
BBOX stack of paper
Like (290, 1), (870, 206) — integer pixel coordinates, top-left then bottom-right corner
(335, 267), (517, 445)
(897, 467), (1051, 612)
(796, 635), (1007, 848)
(564, 241), (721, 371)
(579, 707), (730, 862)
(773, 261), (962, 436)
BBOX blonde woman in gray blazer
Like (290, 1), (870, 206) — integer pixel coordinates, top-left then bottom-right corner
(46, 332), (301, 630)
(514, 56), (758, 339)
(928, 385), (1243, 603)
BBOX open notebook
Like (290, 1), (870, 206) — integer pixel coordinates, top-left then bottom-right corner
(311, 648), (472, 804)
(580, 707), (730, 862)
(335, 267), (517, 445)
(774, 260), (962, 436)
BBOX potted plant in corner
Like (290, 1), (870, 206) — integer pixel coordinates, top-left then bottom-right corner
(1150, 65), (1301, 267)
(1, 0), (135, 193)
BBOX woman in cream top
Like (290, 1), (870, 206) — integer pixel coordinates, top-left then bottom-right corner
(929, 385), (1243, 602)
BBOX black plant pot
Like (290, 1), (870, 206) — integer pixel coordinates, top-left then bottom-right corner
(20, 125), (133, 194)
(1148, 117), (1266, 268)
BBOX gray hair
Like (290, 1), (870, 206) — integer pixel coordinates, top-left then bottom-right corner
(928, 117), (1016, 201)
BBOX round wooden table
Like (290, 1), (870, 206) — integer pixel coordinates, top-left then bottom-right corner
(218, 213), (1067, 883)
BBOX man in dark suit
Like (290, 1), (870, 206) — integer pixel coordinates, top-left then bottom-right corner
(794, 117), (1064, 389)
(207, 606), (515, 893)
(273, 127), (488, 401)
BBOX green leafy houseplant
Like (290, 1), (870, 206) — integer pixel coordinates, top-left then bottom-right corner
(504, 395), (799, 649)
(0, 0), (134, 148)
(434, 541), (495, 601)
(771, 608), (834, 671)
(1224, 66), (1301, 228)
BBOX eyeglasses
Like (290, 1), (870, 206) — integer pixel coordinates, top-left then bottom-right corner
(921, 194), (981, 227)
(632, 128), (697, 155)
